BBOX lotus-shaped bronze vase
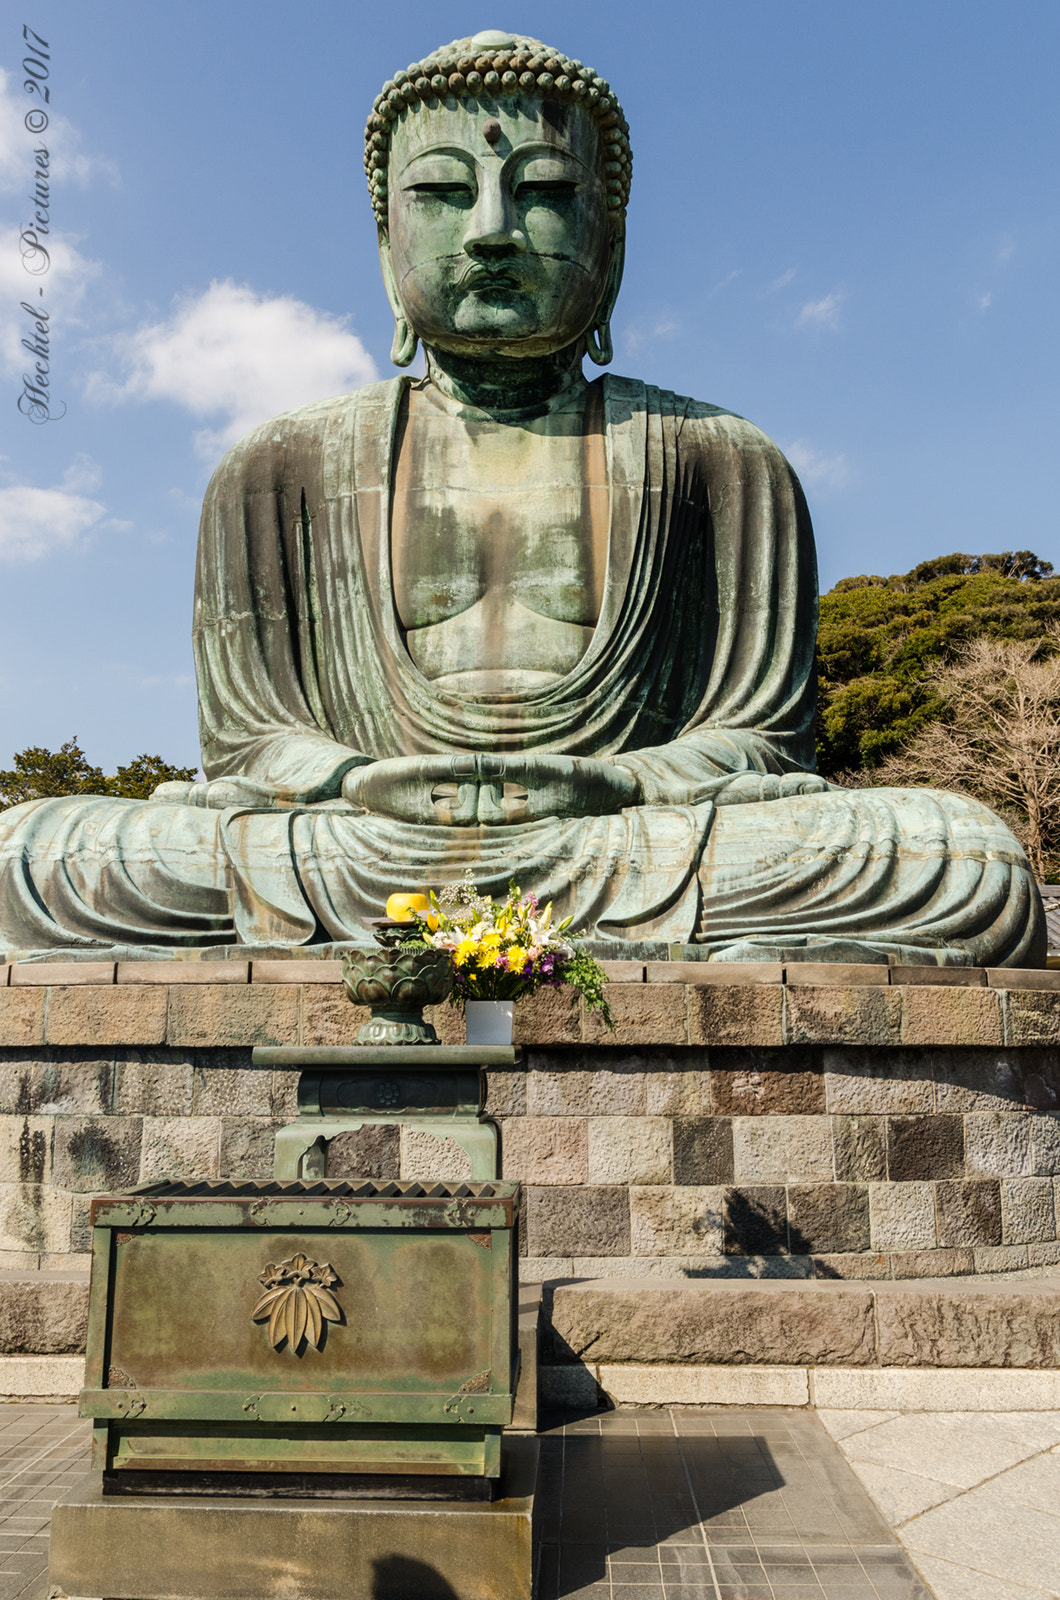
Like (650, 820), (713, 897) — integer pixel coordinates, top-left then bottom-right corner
(342, 937), (453, 1045)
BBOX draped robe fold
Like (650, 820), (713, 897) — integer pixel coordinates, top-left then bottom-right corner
(0, 376), (1044, 965)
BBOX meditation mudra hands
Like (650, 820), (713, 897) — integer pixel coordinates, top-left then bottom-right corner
(341, 753), (641, 825)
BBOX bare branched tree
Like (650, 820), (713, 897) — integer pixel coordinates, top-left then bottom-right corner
(871, 628), (1060, 879)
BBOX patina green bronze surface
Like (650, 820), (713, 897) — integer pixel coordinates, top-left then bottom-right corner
(82, 1177), (520, 1482)
(0, 30), (1044, 967)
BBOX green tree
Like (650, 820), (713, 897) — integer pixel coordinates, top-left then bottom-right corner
(817, 551), (1060, 776)
(0, 738), (197, 808)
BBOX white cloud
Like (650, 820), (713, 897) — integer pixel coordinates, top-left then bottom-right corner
(782, 439), (850, 492)
(0, 66), (118, 193)
(763, 266), (797, 295)
(0, 462), (106, 560)
(96, 280), (379, 456)
(795, 289), (845, 331)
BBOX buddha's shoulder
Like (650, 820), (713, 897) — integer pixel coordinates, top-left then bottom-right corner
(602, 374), (790, 465)
(205, 379), (405, 487)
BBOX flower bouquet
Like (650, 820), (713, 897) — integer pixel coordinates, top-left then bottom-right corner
(390, 875), (614, 1038)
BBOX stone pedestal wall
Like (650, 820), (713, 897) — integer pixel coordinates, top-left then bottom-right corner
(2, 959), (1060, 1279)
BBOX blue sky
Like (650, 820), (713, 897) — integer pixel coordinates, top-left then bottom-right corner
(2, 1), (1058, 771)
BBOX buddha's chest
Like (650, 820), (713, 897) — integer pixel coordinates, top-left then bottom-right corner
(389, 392), (609, 695)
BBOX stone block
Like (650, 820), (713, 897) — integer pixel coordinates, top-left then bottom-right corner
(526, 1055), (646, 1116)
(832, 1116), (887, 1182)
(868, 1182), (936, 1251)
(1, 1056), (112, 1116)
(972, 1243), (1029, 1272)
(811, 1252), (891, 1279)
(687, 984), (784, 1048)
(598, 961), (645, 981)
(1032, 1114), (1060, 1174)
(787, 963), (892, 986)
(423, 1003), (464, 1045)
(298, 987), (365, 1047)
(483, 1069), (527, 1119)
(787, 1184), (870, 1254)
(549, 1280), (875, 1366)
(0, 1277), (89, 1355)
(46, 986), (167, 1047)
(888, 1248), (974, 1278)
(812, 1364), (1060, 1410)
(521, 1257), (574, 1282)
(218, 1117), (282, 1179)
(166, 985), (298, 1048)
(989, 967), (1060, 990)
(887, 1113), (964, 1181)
(823, 1051), (934, 1113)
(787, 985), (903, 1046)
(629, 1186), (725, 1255)
(644, 1065), (708, 1116)
(731, 1115), (833, 1182)
(900, 986), (1003, 1046)
(111, 1057), (194, 1117)
(0, 1250), (40, 1270)
(648, 961), (784, 985)
(399, 1127), (472, 1181)
(584, 983), (685, 1045)
(672, 1117), (734, 1185)
(501, 1117), (586, 1185)
(600, 1362), (812, 1406)
(586, 1115), (671, 1184)
(892, 965), (986, 986)
(1028, 1240), (1060, 1267)
(0, 989), (45, 1047)
(1001, 1177), (1056, 1244)
(964, 1111), (1034, 1177)
(116, 962), (249, 984)
(935, 1179), (1002, 1247)
(189, 1064), (277, 1117)
(1006, 988), (1060, 1045)
(933, 1051), (1025, 1113)
(250, 960), (343, 983)
(513, 987), (580, 1045)
(325, 1125), (400, 1180)
(0, 1353), (85, 1396)
(709, 1052), (825, 1114)
(524, 1185), (630, 1258)
(267, 1068), (301, 1122)
(51, 1115), (142, 1193)
(0, 1183), (73, 1256)
(0, 1117), (52, 1184)
(139, 1116), (219, 1183)
(721, 1185), (788, 1255)
(875, 1284), (1060, 1368)
(12, 962), (114, 986)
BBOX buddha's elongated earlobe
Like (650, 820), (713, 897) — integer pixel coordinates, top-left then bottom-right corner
(390, 315), (418, 367)
(585, 319), (614, 367)
(584, 230), (625, 368)
(379, 235), (419, 368)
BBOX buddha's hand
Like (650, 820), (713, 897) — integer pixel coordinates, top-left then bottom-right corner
(342, 754), (641, 826)
(713, 772), (831, 806)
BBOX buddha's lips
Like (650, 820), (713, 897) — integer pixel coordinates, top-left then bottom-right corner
(460, 262), (527, 290)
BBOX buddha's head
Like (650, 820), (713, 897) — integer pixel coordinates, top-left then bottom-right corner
(365, 32), (631, 370)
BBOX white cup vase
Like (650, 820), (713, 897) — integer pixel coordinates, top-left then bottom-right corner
(464, 999), (515, 1046)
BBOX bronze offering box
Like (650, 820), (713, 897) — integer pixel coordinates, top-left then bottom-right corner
(81, 1178), (521, 1494)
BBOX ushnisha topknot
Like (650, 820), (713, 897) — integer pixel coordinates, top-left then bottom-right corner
(364, 30), (632, 232)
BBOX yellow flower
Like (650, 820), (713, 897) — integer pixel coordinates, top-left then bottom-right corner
(506, 945), (528, 973)
(454, 938), (477, 967)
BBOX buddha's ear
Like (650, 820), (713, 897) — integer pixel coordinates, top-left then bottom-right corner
(585, 229), (625, 367)
(378, 233), (419, 368)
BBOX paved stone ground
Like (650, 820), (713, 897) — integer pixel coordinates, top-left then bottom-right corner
(0, 1406), (89, 1600)
(1, 1402), (934, 1600)
(821, 1410), (1060, 1600)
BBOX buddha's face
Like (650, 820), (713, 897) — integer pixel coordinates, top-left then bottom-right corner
(384, 94), (613, 358)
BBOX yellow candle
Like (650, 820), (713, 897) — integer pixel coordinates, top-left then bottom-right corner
(386, 892), (431, 923)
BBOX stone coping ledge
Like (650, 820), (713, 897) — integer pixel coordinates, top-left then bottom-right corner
(4, 969), (1060, 1047)
(3, 958), (1060, 989)
(545, 1275), (1060, 1370)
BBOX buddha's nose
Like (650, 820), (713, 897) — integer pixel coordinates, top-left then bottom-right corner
(463, 177), (527, 257)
